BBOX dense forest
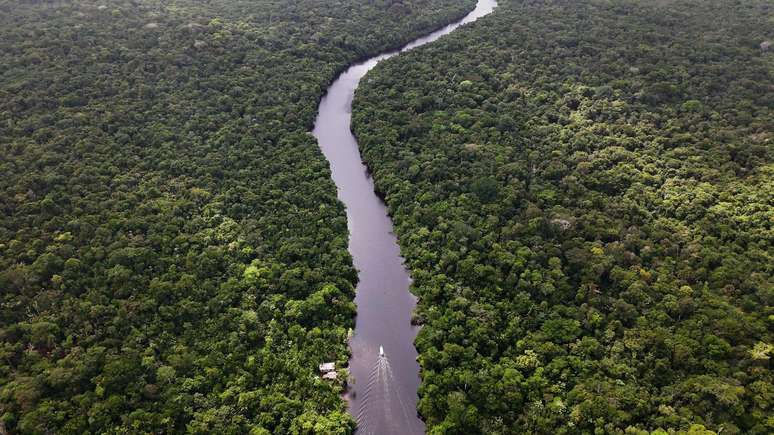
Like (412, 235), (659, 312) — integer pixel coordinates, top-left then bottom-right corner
(0, 0), (477, 433)
(353, 0), (773, 433)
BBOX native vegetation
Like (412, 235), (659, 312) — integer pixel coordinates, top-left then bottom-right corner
(353, 0), (773, 433)
(0, 0), (476, 432)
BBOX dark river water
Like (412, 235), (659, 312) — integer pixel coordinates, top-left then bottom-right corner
(312, 1), (497, 433)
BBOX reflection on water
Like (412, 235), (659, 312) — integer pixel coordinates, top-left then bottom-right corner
(311, 1), (498, 433)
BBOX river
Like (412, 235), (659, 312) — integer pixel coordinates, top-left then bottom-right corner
(312, 1), (497, 433)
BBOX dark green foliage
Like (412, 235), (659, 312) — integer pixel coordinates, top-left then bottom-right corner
(353, 0), (773, 433)
(0, 0), (477, 432)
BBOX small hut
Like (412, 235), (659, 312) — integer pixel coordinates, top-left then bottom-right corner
(319, 362), (337, 381)
(761, 41), (771, 52)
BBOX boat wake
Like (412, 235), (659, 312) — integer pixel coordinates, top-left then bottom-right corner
(355, 347), (417, 435)
(312, 1), (498, 433)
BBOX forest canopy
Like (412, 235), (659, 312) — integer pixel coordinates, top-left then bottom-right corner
(353, 0), (773, 433)
(0, 0), (476, 433)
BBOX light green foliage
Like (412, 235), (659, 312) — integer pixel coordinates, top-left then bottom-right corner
(0, 0), (478, 432)
(353, 0), (773, 433)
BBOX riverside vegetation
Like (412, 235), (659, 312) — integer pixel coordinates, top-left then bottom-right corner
(0, 0), (477, 432)
(353, 0), (773, 433)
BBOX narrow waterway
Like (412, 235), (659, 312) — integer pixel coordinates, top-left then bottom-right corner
(312, 1), (497, 433)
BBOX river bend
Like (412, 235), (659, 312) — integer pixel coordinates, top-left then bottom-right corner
(312, 1), (497, 433)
